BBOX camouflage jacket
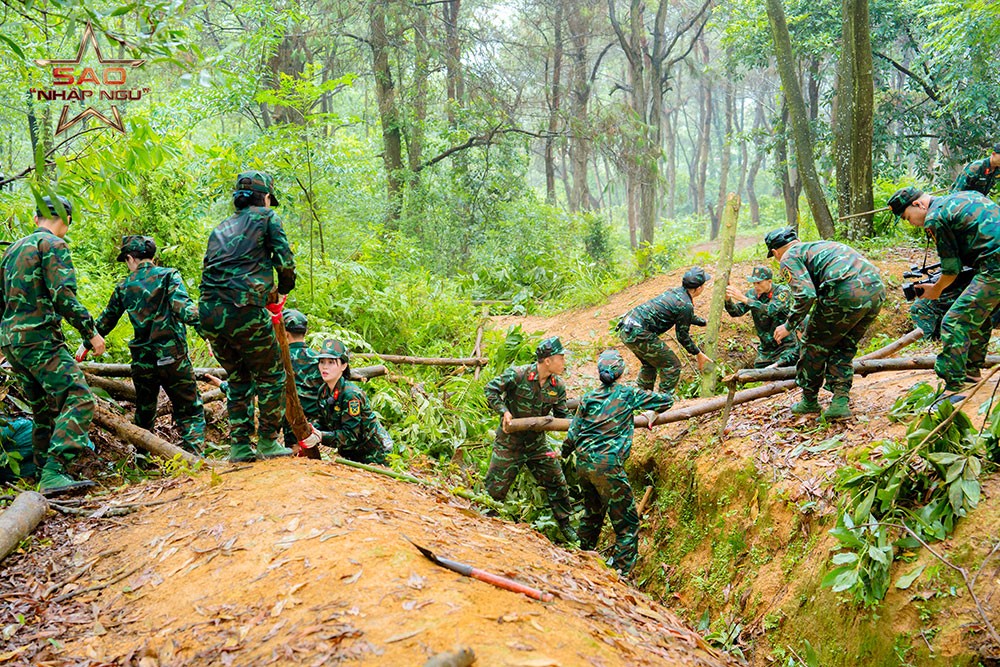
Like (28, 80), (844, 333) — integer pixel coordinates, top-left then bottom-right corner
(925, 191), (1000, 275)
(779, 241), (884, 330)
(0, 227), (96, 348)
(289, 341), (323, 420)
(952, 157), (998, 198)
(314, 377), (384, 453)
(563, 384), (672, 463)
(199, 206), (296, 307)
(725, 284), (798, 353)
(95, 263), (199, 365)
(485, 362), (570, 419)
(621, 287), (700, 355)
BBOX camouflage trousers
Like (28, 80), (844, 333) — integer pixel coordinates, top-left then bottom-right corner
(797, 299), (883, 397)
(484, 432), (573, 522)
(754, 340), (800, 368)
(576, 453), (639, 574)
(199, 301), (286, 445)
(937, 271), (1000, 390)
(2, 341), (94, 466)
(339, 424), (393, 466)
(621, 329), (680, 394)
(131, 356), (205, 453)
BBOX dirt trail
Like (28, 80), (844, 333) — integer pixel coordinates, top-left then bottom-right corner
(4, 458), (734, 666)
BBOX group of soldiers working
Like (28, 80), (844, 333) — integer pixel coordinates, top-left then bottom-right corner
(484, 142), (1000, 575)
(0, 172), (390, 496)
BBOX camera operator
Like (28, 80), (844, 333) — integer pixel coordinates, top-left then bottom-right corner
(889, 186), (1000, 391)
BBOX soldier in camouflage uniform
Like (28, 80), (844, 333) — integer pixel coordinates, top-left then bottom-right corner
(93, 236), (205, 453)
(281, 309), (324, 458)
(562, 350), (672, 574)
(0, 195), (105, 494)
(309, 339), (392, 464)
(483, 336), (578, 543)
(199, 171), (296, 462)
(767, 228), (885, 420)
(617, 267), (713, 395)
(889, 186), (1000, 391)
(724, 266), (800, 368)
(951, 143), (1000, 197)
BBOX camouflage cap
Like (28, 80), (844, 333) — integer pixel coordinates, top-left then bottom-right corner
(316, 338), (349, 362)
(887, 186), (923, 217)
(535, 336), (565, 360)
(765, 227), (798, 257)
(681, 266), (711, 289)
(283, 308), (308, 333)
(116, 235), (156, 262)
(747, 266), (773, 283)
(36, 195), (73, 222)
(234, 170), (280, 207)
(597, 349), (626, 384)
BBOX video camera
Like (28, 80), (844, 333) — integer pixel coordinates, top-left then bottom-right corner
(901, 262), (975, 301)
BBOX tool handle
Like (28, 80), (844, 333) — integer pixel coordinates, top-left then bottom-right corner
(469, 568), (554, 602)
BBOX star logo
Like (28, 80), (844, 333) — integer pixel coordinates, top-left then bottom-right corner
(35, 21), (145, 134)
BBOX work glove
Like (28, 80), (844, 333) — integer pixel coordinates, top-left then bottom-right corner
(639, 410), (658, 430)
(75, 344), (89, 362)
(300, 429), (322, 449)
(265, 295), (286, 325)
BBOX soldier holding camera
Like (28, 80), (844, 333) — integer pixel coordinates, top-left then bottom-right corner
(889, 187), (1000, 391)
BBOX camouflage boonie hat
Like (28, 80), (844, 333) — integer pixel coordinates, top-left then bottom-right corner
(535, 336), (565, 360)
(116, 235), (156, 262)
(747, 266), (773, 283)
(283, 309), (308, 333)
(682, 266), (711, 289)
(234, 170), (280, 207)
(887, 186), (923, 217)
(316, 338), (349, 362)
(765, 227), (798, 257)
(597, 349), (626, 382)
(36, 195), (73, 222)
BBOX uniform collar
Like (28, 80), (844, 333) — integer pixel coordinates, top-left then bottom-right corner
(289, 341), (306, 349)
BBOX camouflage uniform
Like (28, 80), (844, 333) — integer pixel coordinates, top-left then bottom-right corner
(283, 341), (325, 455)
(0, 226), (97, 474)
(779, 241), (885, 399)
(314, 378), (391, 464)
(199, 174), (295, 457)
(725, 278), (799, 368)
(618, 287), (702, 393)
(563, 351), (672, 574)
(95, 242), (205, 452)
(952, 157), (999, 198)
(922, 192), (1000, 389)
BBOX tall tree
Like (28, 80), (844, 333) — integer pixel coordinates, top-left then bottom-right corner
(370, 0), (403, 222)
(566, 0), (596, 212)
(764, 0), (835, 238)
(544, 0), (565, 204)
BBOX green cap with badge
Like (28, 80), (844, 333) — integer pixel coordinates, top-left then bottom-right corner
(234, 170), (280, 207)
(116, 235), (156, 262)
(887, 186), (923, 217)
(283, 309), (308, 334)
(316, 338), (349, 362)
(747, 266), (773, 283)
(535, 336), (565, 360)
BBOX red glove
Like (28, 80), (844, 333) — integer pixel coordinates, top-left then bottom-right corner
(265, 295), (286, 325)
(74, 344), (89, 363)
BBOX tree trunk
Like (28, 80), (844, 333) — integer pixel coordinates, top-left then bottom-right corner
(764, 0), (836, 238)
(700, 194), (740, 397)
(627, 173), (638, 250)
(833, 0), (875, 240)
(710, 82), (734, 240)
(545, 1), (564, 204)
(694, 47), (712, 217)
(408, 6), (429, 176)
(371, 0), (404, 223)
(93, 404), (202, 466)
(0, 492), (47, 563)
(664, 107), (677, 219)
(566, 0), (593, 212)
(776, 100), (799, 230)
(265, 29), (308, 125)
(746, 101), (766, 226)
(442, 0), (464, 126)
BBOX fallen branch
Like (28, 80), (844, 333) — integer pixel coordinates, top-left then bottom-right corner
(727, 354), (1000, 386)
(81, 362), (387, 381)
(857, 328), (925, 361)
(636, 485), (654, 518)
(50, 563), (143, 603)
(84, 373), (137, 402)
(156, 389), (226, 418)
(353, 354), (487, 367)
(0, 491), (48, 563)
(92, 403), (203, 466)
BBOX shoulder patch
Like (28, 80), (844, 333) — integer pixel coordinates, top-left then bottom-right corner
(780, 265), (792, 283)
(348, 398), (361, 416)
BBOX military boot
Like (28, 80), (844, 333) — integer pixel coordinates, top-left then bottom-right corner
(228, 441), (257, 463)
(39, 460), (94, 496)
(823, 395), (852, 420)
(558, 520), (579, 547)
(790, 393), (821, 415)
(257, 437), (293, 459)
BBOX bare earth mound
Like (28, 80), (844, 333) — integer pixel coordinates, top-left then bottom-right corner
(3, 458), (733, 666)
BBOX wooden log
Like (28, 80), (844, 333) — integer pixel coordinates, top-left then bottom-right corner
(352, 364), (387, 380)
(93, 404), (202, 466)
(856, 328), (924, 361)
(700, 193), (740, 397)
(636, 485), (655, 518)
(352, 353), (488, 367)
(729, 354), (1000, 386)
(0, 491), (48, 563)
(84, 373), (136, 402)
(156, 389), (225, 418)
(82, 362), (385, 382)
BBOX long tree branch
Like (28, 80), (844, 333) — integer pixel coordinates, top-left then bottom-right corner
(874, 51), (941, 103)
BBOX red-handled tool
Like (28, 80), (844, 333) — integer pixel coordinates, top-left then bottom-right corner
(403, 535), (554, 602)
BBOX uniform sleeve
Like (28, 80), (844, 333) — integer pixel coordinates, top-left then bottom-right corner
(725, 295), (750, 317)
(266, 212), (296, 295)
(928, 222), (962, 276)
(562, 404), (583, 457)
(44, 240), (96, 341)
(627, 386), (674, 413)
(552, 380), (570, 418)
(781, 256), (816, 331)
(484, 367), (515, 415)
(318, 390), (370, 449)
(94, 284), (125, 338)
(674, 305), (700, 356)
(167, 270), (200, 327)
(952, 162), (976, 193)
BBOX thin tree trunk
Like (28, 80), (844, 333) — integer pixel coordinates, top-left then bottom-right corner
(443, 0), (463, 127)
(408, 7), (429, 176)
(747, 102), (766, 227)
(544, 1), (564, 204)
(371, 0), (404, 223)
(566, 0), (593, 212)
(665, 106), (677, 219)
(627, 173), (638, 250)
(701, 194), (740, 396)
(710, 82), (733, 240)
(776, 100), (799, 230)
